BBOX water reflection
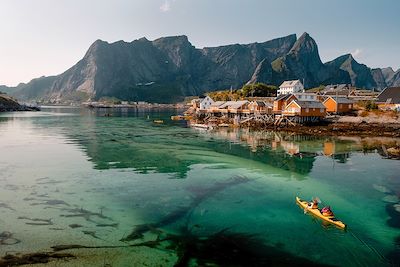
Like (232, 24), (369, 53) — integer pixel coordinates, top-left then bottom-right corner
(13, 108), (396, 178)
(1, 108), (400, 266)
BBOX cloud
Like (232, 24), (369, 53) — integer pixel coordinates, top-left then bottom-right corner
(352, 48), (362, 57)
(160, 0), (172, 12)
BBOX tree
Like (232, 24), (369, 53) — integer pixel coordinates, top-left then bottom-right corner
(240, 83), (277, 97)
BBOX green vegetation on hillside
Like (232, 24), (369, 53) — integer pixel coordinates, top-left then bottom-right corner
(240, 83), (277, 97)
(207, 83), (277, 101)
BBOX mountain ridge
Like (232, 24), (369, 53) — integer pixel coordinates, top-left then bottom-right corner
(2, 33), (399, 103)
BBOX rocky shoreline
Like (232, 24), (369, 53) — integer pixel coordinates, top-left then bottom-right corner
(256, 122), (400, 138)
(0, 94), (40, 112)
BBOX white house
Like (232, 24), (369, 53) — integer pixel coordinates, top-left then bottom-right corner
(199, 96), (215, 110)
(278, 80), (304, 95)
(293, 92), (318, 101)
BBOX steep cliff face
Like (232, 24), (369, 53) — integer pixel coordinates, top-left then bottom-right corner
(251, 33), (350, 87)
(382, 67), (396, 84)
(202, 34), (296, 89)
(389, 69), (400, 87)
(325, 54), (376, 89)
(270, 33), (329, 87)
(371, 68), (387, 89)
(2, 33), (396, 103)
(46, 34), (297, 102)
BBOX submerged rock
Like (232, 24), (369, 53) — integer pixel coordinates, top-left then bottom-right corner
(0, 252), (74, 266)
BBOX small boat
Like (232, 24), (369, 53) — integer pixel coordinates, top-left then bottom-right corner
(171, 115), (185, 120)
(296, 197), (346, 229)
(190, 123), (212, 130)
(153, 120), (164, 124)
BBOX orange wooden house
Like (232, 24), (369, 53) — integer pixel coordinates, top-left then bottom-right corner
(273, 94), (297, 113)
(323, 96), (354, 113)
(283, 100), (326, 117)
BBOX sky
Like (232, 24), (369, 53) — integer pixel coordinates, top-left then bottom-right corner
(0, 0), (399, 86)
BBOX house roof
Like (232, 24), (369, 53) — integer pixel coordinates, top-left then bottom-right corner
(324, 96), (354, 104)
(210, 101), (226, 108)
(291, 100), (326, 109)
(324, 84), (349, 91)
(321, 84), (350, 95)
(201, 96), (214, 102)
(279, 80), (302, 88)
(218, 101), (249, 109)
(229, 100), (249, 109)
(253, 100), (266, 107)
(377, 87), (400, 104)
(275, 94), (295, 101)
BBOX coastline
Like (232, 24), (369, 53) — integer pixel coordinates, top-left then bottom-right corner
(245, 121), (400, 138)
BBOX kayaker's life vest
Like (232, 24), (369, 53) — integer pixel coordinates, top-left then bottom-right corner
(308, 202), (318, 209)
(321, 206), (334, 216)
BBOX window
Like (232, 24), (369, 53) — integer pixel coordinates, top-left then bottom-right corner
(348, 104), (352, 109)
(320, 108), (324, 112)
(306, 108), (309, 113)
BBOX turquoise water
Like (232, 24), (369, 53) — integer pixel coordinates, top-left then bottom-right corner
(0, 107), (399, 266)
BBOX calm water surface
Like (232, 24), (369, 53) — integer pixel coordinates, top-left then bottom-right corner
(0, 107), (399, 266)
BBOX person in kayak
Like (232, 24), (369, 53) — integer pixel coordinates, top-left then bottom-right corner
(307, 198), (319, 209)
(321, 206), (334, 217)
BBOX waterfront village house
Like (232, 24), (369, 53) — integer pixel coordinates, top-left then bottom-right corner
(321, 84), (351, 96)
(278, 80), (304, 95)
(199, 96), (214, 110)
(323, 96), (354, 113)
(376, 87), (400, 111)
(348, 89), (379, 101)
(191, 98), (201, 109)
(208, 101), (226, 113)
(218, 100), (250, 114)
(283, 100), (326, 117)
(293, 92), (318, 102)
(273, 94), (297, 113)
(248, 101), (273, 113)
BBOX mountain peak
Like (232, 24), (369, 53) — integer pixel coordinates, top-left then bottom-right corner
(332, 54), (355, 66)
(288, 32), (319, 56)
(299, 32), (310, 39)
(154, 35), (189, 43)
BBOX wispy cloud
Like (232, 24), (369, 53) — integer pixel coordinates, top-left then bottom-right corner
(160, 0), (174, 12)
(352, 48), (362, 57)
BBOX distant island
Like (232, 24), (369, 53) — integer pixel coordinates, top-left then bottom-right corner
(1, 32), (399, 104)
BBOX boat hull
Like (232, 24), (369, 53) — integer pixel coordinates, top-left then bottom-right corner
(296, 197), (346, 229)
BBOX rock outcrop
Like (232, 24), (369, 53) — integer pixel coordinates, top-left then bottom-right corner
(324, 54), (376, 89)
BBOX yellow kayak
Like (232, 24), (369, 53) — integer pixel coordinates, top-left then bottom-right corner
(296, 197), (346, 229)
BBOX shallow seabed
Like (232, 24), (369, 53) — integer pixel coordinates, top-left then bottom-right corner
(0, 107), (399, 266)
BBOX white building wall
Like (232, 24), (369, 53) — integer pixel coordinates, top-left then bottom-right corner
(200, 96), (214, 110)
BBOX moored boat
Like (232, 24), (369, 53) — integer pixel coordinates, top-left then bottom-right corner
(296, 196), (346, 229)
(190, 123), (212, 130)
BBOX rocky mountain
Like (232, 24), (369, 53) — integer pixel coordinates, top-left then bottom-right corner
(1, 33), (398, 103)
(257, 33), (351, 88)
(389, 69), (400, 87)
(382, 67), (396, 84)
(371, 68), (386, 89)
(1, 76), (57, 101)
(324, 54), (376, 89)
